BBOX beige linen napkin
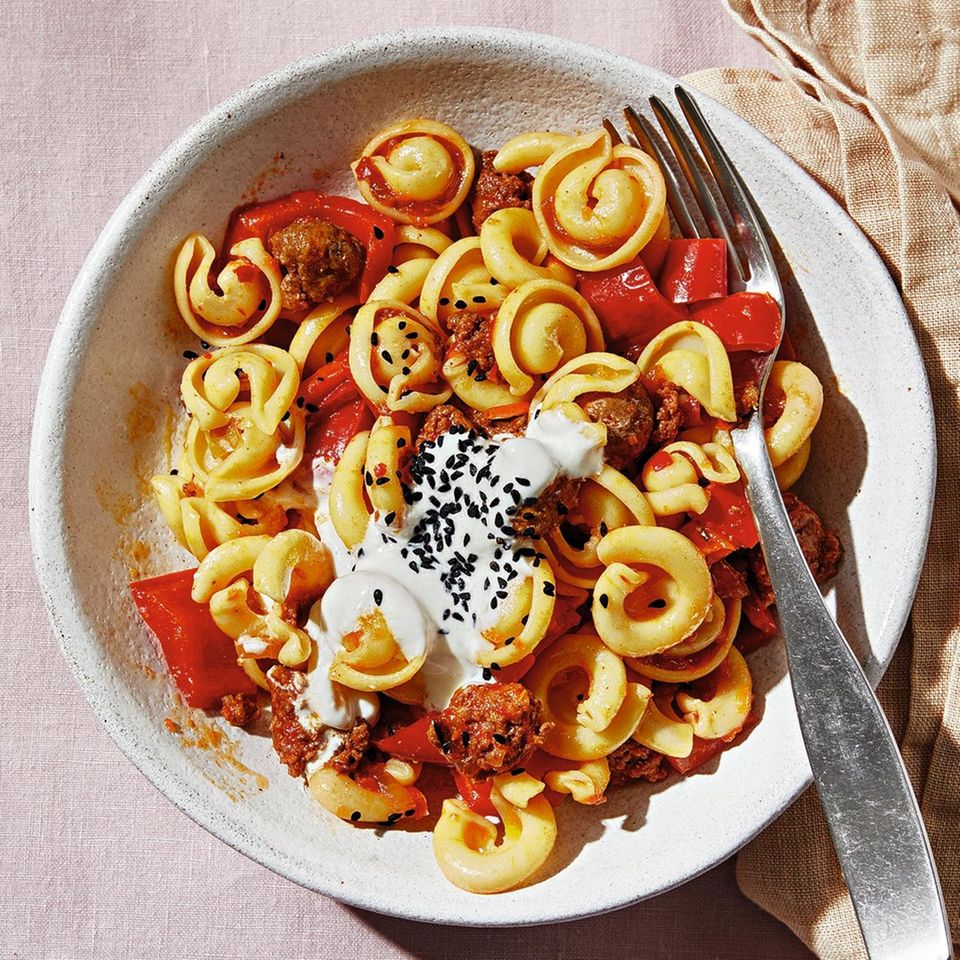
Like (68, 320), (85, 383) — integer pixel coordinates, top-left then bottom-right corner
(684, 1), (960, 956)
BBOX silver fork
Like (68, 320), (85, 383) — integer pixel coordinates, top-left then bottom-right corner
(608, 91), (952, 960)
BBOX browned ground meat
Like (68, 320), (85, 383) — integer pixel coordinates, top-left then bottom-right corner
(267, 217), (364, 311)
(266, 666), (325, 778)
(748, 492), (843, 606)
(470, 151), (534, 232)
(581, 382), (654, 470)
(711, 558), (750, 602)
(608, 741), (670, 785)
(416, 403), (476, 451)
(219, 692), (260, 728)
(428, 682), (545, 780)
(326, 721), (371, 775)
(473, 409), (527, 438)
(640, 372), (702, 448)
(445, 309), (498, 377)
(511, 476), (583, 539)
(736, 378), (760, 417)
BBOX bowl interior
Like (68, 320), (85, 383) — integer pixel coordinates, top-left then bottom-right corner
(30, 29), (934, 925)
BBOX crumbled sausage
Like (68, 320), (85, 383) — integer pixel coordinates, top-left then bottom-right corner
(748, 492), (843, 606)
(219, 692), (260, 728)
(581, 381), (654, 469)
(266, 666), (325, 778)
(415, 403), (476, 451)
(445, 309), (497, 377)
(608, 741), (670, 785)
(473, 409), (527, 438)
(428, 682), (545, 780)
(640, 372), (703, 447)
(267, 217), (364, 311)
(470, 150), (534, 232)
(711, 558), (750, 603)
(326, 721), (371, 775)
(511, 476), (583, 539)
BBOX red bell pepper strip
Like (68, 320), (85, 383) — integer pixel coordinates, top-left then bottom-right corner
(129, 570), (255, 709)
(688, 292), (781, 352)
(453, 771), (497, 817)
(224, 191), (395, 302)
(658, 238), (728, 304)
(299, 352), (374, 464)
(355, 763), (430, 820)
(681, 481), (760, 562)
(373, 713), (449, 765)
(493, 593), (584, 684)
(667, 709), (760, 775)
(578, 256), (688, 346)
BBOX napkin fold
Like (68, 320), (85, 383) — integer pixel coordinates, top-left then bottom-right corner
(685, 1), (960, 956)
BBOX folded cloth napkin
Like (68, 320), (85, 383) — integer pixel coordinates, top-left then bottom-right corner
(683, 1), (960, 956)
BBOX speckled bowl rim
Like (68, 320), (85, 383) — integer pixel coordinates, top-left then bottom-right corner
(29, 26), (935, 926)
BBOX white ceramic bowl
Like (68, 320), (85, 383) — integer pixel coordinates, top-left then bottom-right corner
(30, 28), (934, 926)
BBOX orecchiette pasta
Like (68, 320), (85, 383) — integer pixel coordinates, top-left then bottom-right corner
(349, 300), (452, 413)
(676, 647), (753, 741)
(592, 525), (713, 658)
(532, 128), (667, 271)
(418, 237), (507, 328)
(492, 279), (605, 397)
(479, 208), (576, 288)
(640, 440), (739, 519)
(174, 234), (282, 346)
(288, 295), (355, 376)
(637, 321), (736, 422)
(533, 351), (639, 412)
(631, 698), (694, 759)
(352, 119), (476, 226)
(544, 758), (610, 805)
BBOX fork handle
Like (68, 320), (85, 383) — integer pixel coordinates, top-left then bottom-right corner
(732, 419), (952, 960)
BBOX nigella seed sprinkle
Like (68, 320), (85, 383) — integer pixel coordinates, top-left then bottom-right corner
(305, 403), (319, 413)
(490, 277), (499, 285)
(472, 296), (486, 304)
(296, 396), (304, 408)
(170, 469), (178, 475)
(387, 265), (399, 274)
(504, 637), (514, 646)
(599, 593), (609, 608)
(461, 731), (470, 747)
(493, 733), (507, 744)
(384, 511), (396, 525)
(325, 352), (334, 363)
(521, 614), (529, 625)
(182, 350), (198, 359)
(439, 297), (449, 306)
(373, 225), (385, 239)
(199, 340), (210, 349)
(454, 299), (467, 309)
(406, 330), (418, 339)
(401, 349), (410, 360)
(482, 668), (492, 681)
(402, 366), (410, 376)
(371, 332), (379, 346)
(373, 589), (383, 606)
(351, 811), (361, 821)
(381, 349), (393, 363)
(375, 476), (390, 485)
(387, 812), (401, 823)
(365, 471), (373, 486)
(405, 808), (415, 817)
(491, 662), (500, 671)
(396, 437), (406, 448)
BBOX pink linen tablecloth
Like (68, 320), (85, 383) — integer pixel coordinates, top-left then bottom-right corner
(1, 3), (813, 957)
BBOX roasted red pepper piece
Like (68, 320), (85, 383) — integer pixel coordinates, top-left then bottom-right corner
(224, 191), (395, 301)
(373, 713), (449, 765)
(493, 593), (584, 685)
(578, 256), (688, 346)
(299, 352), (374, 464)
(453, 771), (497, 817)
(682, 481), (760, 562)
(667, 710), (761, 775)
(688, 291), (782, 352)
(129, 570), (255, 709)
(658, 238), (728, 304)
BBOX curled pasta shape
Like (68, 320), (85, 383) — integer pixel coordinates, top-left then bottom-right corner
(329, 608), (427, 692)
(182, 400), (305, 501)
(627, 595), (742, 683)
(493, 279), (605, 397)
(352, 119), (476, 226)
(192, 534), (273, 603)
(309, 764), (426, 823)
(174, 234), (282, 346)
(540, 466), (654, 590)
(496, 770), (547, 809)
(329, 431), (372, 548)
(765, 361), (824, 467)
(419, 237), (507, 328)
(532, 128), (667, 272)
(631, 698), (694, 759)
(442, 353), (526, 411)
(637, 321), (736, 422)
(252, 528), (334, 605)
(676, 647), (753, 741)
(533, 351), (639, 412)
(524, 632), (652, 761)
(592, 525), (713, 658)
(544, 758), (610, 805)
(432, 778), (557, 893)
(393, 225), (453, 263)
(639, 440), (737, 519)
(478, 560), (556, 668)
(492, 131), (575, 174)
(288, 295), (355, 376)
(775, 436), (812, 490)
(367, 227), (451, 306)
(181, 344), (300, 435)
(151, 474), (286, 560)
(349, 300), (452, 413)
(480, 208), (576, 288)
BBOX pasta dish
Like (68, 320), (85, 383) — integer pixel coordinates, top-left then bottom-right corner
(130, 117), (842, 893)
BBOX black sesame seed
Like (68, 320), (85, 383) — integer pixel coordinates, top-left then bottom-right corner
(364, 471), (373, 486)
(170, 469), (178, 476)
(373, 588), (383, 606)
(296, 396), (304, 408)
(454, 299), (467, 309)
(396, 437), (406, 448)
(405, 330), (418, 339)
(482, 668), (492, 681)
(373, 225), (385, 240)
(439, 297), (450, 306)
(371, 332), (379, 346)
(350, 811), (361, 821)
(493, 733), (507, 744)
(305, 403), (319, 413)
(461, 731), (470, 747)
(325, 351), (334, 364)
(182, 350), (198, 359)
(387, 265), (399, 274)
(490, 278), (499, 286)
(375, 476), (390, 485)
(600, 521), (608, 536)
(599, 593), (609, 608)
(405, 808), (415, 817)
(472, 296), (486, 304)
(383, 511), (396, 525)
(381, 349), (393, 363)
